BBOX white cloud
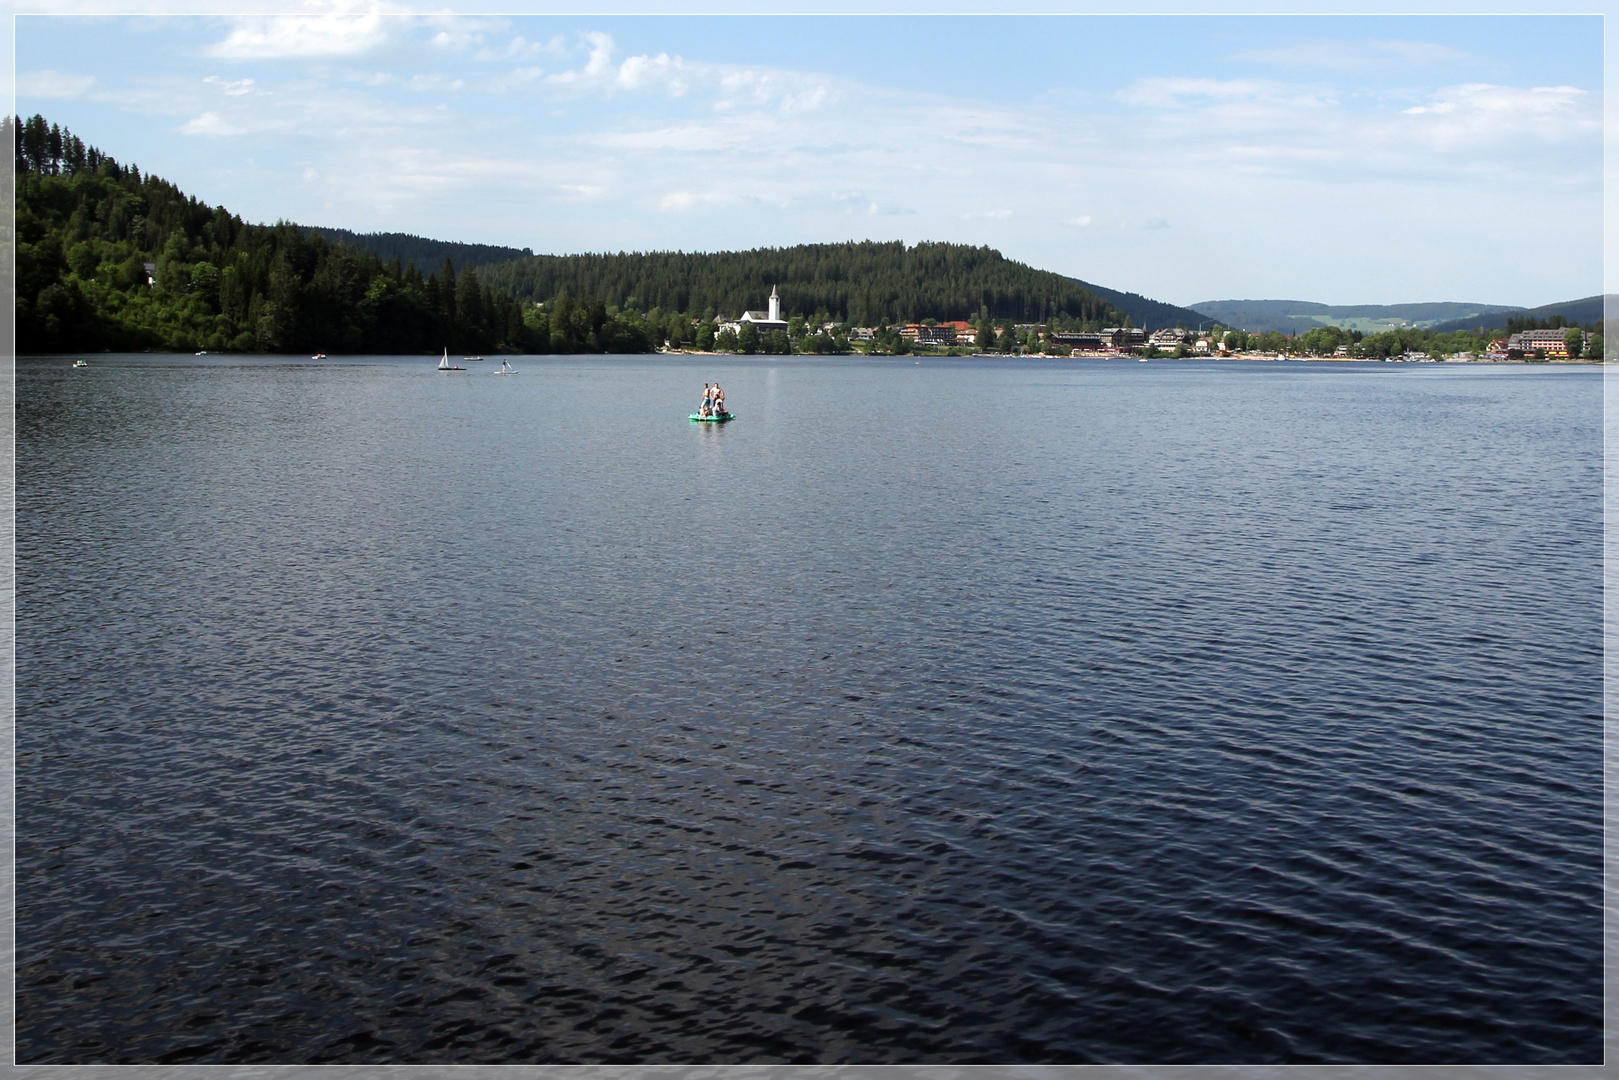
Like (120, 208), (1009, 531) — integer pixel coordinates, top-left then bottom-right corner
(715, 68), (832, 114)
(1106, 73), (1597, 187)
(1404, 82), (1587, 122)
(180, 111), (247, 136)
(19, 70), (96, 98)
(617, 53), (691, 96)
(203, 76), (255, 96)
(207, 10), (394, 60)
(534, 32), (828, 114)
(548, 31), (617, 87)
(86, 18), (1593, 308)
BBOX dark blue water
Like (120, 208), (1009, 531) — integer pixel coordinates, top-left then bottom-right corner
(15, 354), (1601, 1065)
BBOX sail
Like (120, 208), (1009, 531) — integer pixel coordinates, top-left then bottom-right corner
(438, 347), (450, 371)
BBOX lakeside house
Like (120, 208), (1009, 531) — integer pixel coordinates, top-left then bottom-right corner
(1050, 332), (1106, 350)
(899, 324), (956, 345)
(1505, 328), (1583, 358)
(1147, 327), (1191, 350)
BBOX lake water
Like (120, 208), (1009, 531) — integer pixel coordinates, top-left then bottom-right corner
(14, 354), (1602, 1065)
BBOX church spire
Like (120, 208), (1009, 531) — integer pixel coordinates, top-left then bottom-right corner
(768, 284), (779, 323)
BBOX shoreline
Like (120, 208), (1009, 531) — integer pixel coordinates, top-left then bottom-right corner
(27, 350), (1607, 365)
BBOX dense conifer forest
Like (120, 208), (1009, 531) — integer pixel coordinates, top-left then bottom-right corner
(15, 116), (535, 355)
(476, 242), (1126, 328)
(14, 115), (1135, 355)
(300, 227), (534, 275)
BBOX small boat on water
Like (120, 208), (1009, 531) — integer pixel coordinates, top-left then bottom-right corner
(497, 360), (516, 374)
(464, 356), (484, 362)
(312, 352), (327, 359)
(690, 411), (734, 423)
(72, 359), (88, 368)
(437, 348), (465, 371)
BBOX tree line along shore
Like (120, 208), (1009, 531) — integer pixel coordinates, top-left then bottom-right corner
(15, 114), (1597, 361)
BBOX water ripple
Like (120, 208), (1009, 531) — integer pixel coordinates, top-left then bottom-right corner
(15, 355), (1601, 1064)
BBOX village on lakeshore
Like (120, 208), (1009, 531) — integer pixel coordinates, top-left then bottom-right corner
(655, 286), (1604, 363)
(15, 111), (1604, 363)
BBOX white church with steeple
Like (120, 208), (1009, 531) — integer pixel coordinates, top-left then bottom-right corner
(736, 286), (789, 333)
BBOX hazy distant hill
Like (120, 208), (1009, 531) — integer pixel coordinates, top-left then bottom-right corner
(1425, 295), (1607, 334)
(302, 227), (533, 273)
(1067, 278), (1218, 332)
(477, 241), (1126, 327)
(1189, 299), (1524, 335)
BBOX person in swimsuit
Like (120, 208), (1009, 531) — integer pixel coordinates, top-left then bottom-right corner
(699, 383), (712, 416)
(713, 383), (725, 415)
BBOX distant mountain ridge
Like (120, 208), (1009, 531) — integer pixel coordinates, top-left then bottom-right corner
(302, 227), (532, 274)
(1067, 278), (1216, 332)
(1189, 299), (1526, 335)
(1424, 295), (1607, 334)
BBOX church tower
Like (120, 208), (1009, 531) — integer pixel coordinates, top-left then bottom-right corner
(768, 285), (779, 323)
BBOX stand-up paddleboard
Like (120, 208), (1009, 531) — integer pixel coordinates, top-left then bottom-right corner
(690, 412), (734, 423)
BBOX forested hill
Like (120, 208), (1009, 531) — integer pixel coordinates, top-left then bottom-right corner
(1425, 295), (1607, 335)
(475, 242), (1125, 327)
(16, 115), (534, 354)
(1189, 299), (1526, 335)
(15, 111), (1143, 355)
(1066, 277), (1218, 333)
(302, 227), (532, 274)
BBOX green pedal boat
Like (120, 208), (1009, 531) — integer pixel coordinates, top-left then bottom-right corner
(690, 412), (735, 423)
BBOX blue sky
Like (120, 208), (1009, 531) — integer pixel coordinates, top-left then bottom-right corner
(15, 11), (1604, 308)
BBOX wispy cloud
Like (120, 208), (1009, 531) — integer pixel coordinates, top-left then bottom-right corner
(479, 66), (546, 94)
(1115, 77), (1334, 111)
(180, 110), (248, 136)
(406, 74), (465, 93)
(203, 76), (255, 96)
(474, 35), (564, 64)
(19, 69), (96, 98)
(1396, 83), (1596, 152)
(546, 31), (618, 87)
(23, 15), (1597, 307)
(1232, 38), (1477, 72)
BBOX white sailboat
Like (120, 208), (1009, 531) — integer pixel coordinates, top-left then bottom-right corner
(438, 347), (465, 371)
